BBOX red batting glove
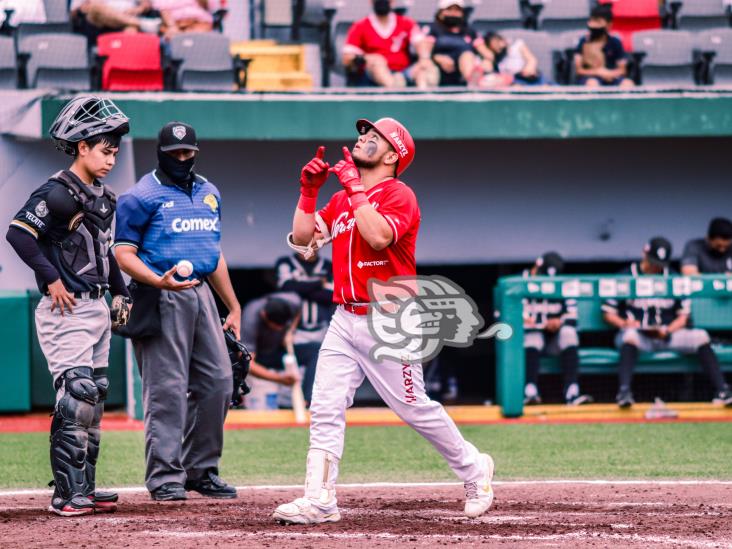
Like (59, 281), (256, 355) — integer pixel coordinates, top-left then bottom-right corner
(298, 146), (329, 213)
(329, 147), (364, 195)
(329, 147), (370, 210)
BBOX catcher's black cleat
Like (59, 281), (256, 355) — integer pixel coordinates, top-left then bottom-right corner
(185, 470), (237, 499)
(150, 482), (187, 501)
(89, 490), (118, 513)
(49, 494), (95, 517)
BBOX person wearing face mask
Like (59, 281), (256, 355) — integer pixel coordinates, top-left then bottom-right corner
(681, 218), (732, 275)
(482, 31), (543, 86)
(113, 121), (241, 502)
(342, 0), (439, 88)
(425, 0), (491, 86)
(574, 5), (633, 88)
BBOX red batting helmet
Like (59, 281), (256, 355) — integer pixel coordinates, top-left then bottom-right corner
(356, 117), (415, 176)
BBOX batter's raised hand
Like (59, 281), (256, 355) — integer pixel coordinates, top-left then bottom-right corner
(329, 147), (364, 196)
(300, 146), (330, 198)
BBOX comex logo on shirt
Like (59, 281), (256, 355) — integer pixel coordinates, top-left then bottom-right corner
(171, 218), (219, 233)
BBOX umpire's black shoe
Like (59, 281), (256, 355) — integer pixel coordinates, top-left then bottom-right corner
(185, 470), (237, 499)
(616, 389), (635, 409)
(150, 482), (188, 501)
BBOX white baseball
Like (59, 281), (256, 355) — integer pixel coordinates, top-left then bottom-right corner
(176, 260), (194, 278)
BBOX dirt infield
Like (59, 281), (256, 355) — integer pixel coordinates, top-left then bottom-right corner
(1, 482), (730, 548)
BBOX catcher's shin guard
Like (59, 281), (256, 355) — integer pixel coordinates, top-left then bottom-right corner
(83, 370), (118, 511)
(50, 367), (99, 502)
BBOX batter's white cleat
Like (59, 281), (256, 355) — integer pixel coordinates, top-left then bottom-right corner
(463, 453), (495, 518)
(273, 497), (342, 525)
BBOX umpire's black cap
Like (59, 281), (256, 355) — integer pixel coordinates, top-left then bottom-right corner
(536, 251), (564, 276)
(644, 237), (672, 267)
(158, 121), (199, 152)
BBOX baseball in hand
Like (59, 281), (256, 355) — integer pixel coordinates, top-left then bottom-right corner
(176, 260), (194, 278)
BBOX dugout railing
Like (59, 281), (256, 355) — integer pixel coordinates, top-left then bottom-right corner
(494, 274), (732, 417)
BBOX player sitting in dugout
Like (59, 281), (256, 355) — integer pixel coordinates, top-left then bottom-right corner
(603, 237), (732, 408)
(681, 217), (732, 275)
(342, 0), (439, 88)
(523, 252), (592, 406)
(573, 4), (634, 88)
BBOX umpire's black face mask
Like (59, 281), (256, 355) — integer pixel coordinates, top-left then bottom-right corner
(157, 148), (195, 184)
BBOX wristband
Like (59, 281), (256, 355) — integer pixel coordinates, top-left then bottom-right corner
(349, 192), (369, 211)
(297, 194), (317, 214)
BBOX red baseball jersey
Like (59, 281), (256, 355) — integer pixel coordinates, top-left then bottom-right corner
(317, 179), (420, 305)
(344, 13), (424, 73)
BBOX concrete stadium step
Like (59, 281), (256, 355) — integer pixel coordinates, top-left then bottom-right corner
(246, 71), (313, 91)
(231, 41), (313, 90)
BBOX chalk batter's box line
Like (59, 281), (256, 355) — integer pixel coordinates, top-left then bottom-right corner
(1, 479), (732, 498)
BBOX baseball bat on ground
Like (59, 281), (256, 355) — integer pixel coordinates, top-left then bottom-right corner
(284, 335), (307, 424)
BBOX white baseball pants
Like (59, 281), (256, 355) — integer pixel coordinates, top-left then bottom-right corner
(307, 306), (484, 488)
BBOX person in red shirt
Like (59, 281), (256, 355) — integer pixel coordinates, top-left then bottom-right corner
(342, 0), (438, 88)
(272, 118), (494, 525)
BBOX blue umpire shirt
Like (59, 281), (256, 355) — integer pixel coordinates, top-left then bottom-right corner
(114, 169), (222, 279)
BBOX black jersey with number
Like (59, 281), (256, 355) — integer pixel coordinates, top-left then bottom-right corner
(601, 263), (690, 328)
(521, 270), (578, 332)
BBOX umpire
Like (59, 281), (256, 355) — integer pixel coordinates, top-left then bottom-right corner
(114, 122), (239, 501)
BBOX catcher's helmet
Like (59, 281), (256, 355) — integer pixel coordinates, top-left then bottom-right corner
(49, 95), (130, 156)
(356, 117), (415, 176)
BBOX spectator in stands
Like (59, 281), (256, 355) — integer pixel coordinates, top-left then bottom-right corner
(0, 0), (46, 28)
(240, 293), (300, 409)
(71, 0), (156, 43)
(482, 31), (544, 87)
(424, 0), (486, 86)
(342, 0), (439, 89)
(275, 247), (334, 406)
(681, 217), (732, 275)
(523, 252), (592, 406)
(602, 237), (732, 408)
(152, 0), (214, 39)
(574, 5), (634, 88)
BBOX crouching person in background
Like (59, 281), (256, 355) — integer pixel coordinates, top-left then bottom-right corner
(523, 252), (592, 406)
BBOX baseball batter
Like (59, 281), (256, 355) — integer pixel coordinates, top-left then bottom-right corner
(272, 118), (494, 524)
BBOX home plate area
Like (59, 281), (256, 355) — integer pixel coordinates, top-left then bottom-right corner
(2, 482), (731, 548)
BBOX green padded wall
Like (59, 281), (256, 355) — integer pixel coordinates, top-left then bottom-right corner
(0, 291), (31, 412)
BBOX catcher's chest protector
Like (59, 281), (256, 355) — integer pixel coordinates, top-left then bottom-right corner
(51, 171), (116, 284)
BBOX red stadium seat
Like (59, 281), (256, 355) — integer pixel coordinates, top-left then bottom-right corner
(599, 0), (662, 51)
(97, 33), (163, 91)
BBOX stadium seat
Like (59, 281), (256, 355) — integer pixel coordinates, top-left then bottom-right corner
(170, 32), (246, 92)
(471, 0), (526, 34)
(96, 33), (163, 91)
(697, 27), (732, 84)
(674, 0), (732, 31)
(42, 0), (69, 23)
(599, 0), (662, 51)
(555, 28), (586, 83)
(19, 32), (90, 90)
(400, 0), (442, 26)
(501, 29), (563, 83)
(0, 35), (16, 88)
(537, 0), (592, 34)
(632, 30), (697, 86)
